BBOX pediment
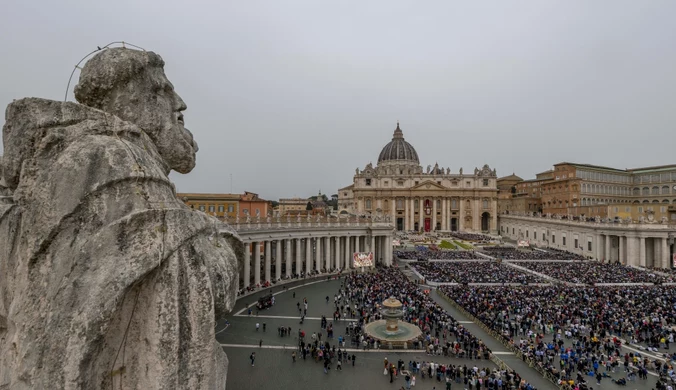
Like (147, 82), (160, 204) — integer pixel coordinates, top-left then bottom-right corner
(410, 180), (446, 190)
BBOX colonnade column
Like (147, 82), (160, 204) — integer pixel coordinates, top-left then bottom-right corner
(458, 198), (464, 231)
(432, 198), (437, 231)
(285, 239), (291, 277)
(404, 200), (409, 231)
(386, 235), (392, 266)
(243, 242), (251, 289)
(605, 235), (611, 263)
(324, 237), (331, 271)
(254, 241), (261, 286)
(315, 237), (322, 272)
(391, 198), (396, 223)
(345, 236), (352, 270)
(264, 241), (271, 283)
(295, 239), (302, 276)
(662, 237), (670, 269)
(371, 235), (376, 256)
(275, 240), (282, 281)
(639, 237), (646, 267)
(334, 236), (340, 270)
(618, 236), (624, 265)
(305, 238), (312, 275)
(626, 236), (635, 266)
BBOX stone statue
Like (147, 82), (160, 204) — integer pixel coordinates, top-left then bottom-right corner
(446, 167), (450, 175)
(426, 165), (431, 174)
(297, 214), (302, 223)
(459, 167), (463, 175)
(255, 209), (261, 218)
(245, 209), (251, 223)
(355, 168), (359, 175)
(0, 48), (242, 389)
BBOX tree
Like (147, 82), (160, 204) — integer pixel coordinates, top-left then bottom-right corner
(306, 201), (313, 211)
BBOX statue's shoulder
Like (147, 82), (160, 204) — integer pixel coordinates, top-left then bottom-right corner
(3, 98), (155, 190)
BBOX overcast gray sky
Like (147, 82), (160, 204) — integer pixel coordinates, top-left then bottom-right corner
(2, 1), (675, 200)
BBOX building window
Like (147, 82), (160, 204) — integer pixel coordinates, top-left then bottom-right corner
(512, 228), (515, 234)
(365, 179), (372, 186)
(414, 181), (419, 186)
(398, 181), (404, 186)
(652, 186), (659, 195)
(562, 236), (566, 246)
(526, 230), (529, 238)
(638, 206), (643, 213)
(228, 205), (234, 213)
(414, 199), (419, 208)
(588, 241), (592, 251)
(218, 205), (224, 213)
(365, 199), (372, 210)
(397, 199), (404, 209)
(436, 200), (441, 208)
(542, 233), (545, 241)
(466, 181), (471, 187)
(552, 235), (556, 244)
(483, 199), (488, 209)
(384, 181), (389, 187)
(483, 179), (489, 187)
(451, 199), (457, 209)
(199, 205), (205, 212)
(625, 207), (630, 212)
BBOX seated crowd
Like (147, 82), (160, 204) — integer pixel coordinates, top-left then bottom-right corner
(335, 268), (536, 389)
(395, 250), (484, 261)
(540, 248), (587, 261)
(440, 284), (676, 386)
(482, 247), (578, 261)
(449, 232), (495, 242)
(513, 261), (670, 284)
(411, 261), (546, 284)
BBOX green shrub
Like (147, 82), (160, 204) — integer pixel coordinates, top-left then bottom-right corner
(439, 240), (457, 250)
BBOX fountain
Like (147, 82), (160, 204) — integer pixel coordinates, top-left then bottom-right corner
(363, 297), (423, 349)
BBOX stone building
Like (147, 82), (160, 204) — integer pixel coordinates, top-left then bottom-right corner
(178, 191), (271, 219)
(338, 123), (498, 233)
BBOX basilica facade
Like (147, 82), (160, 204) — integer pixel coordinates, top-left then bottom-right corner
(338, 123), (499, 233)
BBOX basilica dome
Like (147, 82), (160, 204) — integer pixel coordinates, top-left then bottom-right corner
(377, 123), (420, 165)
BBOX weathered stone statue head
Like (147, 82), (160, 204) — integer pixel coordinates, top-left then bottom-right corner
(74, 48), (198, 173)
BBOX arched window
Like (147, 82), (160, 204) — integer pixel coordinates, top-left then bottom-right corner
(652, 186), (659, 195)
(483, 199), (489, 209)
(642, 187), (650, 195)
(365, 199), (372, 209)
(633, 187), (640, 196)
(662, 186), (670, 195)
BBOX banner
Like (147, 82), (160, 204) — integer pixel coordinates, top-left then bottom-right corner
(392, 239), (401, 246)
(353, 252), (374, 267)
(517, 240), (530, 248)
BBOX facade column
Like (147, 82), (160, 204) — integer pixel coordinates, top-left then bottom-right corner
(305, 238), (312, 275)
(473, 198), (480, 231)
(595, 234), (602, 261)
(275, 240), (282, 281)
(285, 239), (291, 277)
(264, 240), (271, 283)
(410, 198), (415, 231)
(459, 198), (465, 231)
(404, 199), (409, 231)
(442, 198), (447, 231)
(371, 235), (376, 255)
(316, 236), (322, 272)
(387, 234), (393, 266)
(325, 237), (331, 270)
(295, 239), (302, 276)
(639, 237), (646, 267)
(605, 235), (611, 263)
(662, 237), (670, 269)
(334, 236), (340, 270)
(391, 198), (396, 224)
(432, 198), (437, 231)
(243, 242), (251, 288)
(418, 198), (424, 232)
(618, 236), (624, 265)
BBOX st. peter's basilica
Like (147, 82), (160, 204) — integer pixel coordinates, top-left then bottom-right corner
(338, 123), (498, 233)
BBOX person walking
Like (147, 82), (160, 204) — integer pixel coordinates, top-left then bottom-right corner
(596, 371), (602, 385)
(250, 352), (256, 367)
(259, 339), (263, 348)
(352, 354), (356, 366)
(292, 351), (296, 362)
(337, 359), (342, 371)
(255, 323), (259, 332)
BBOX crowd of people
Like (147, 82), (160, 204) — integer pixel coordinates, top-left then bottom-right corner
(513, 261), (669, 284)
(440, 284), (676, 387)
(481, 247), (578, 261)
(449, 232), (495, 242)
(328, 268), (538, 389)
(395, 250), (484, 261)
(540, 248), (587, 261)
(411, 261), (546, 284)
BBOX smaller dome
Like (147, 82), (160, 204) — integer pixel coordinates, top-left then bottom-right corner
(377, 123), (420, 164)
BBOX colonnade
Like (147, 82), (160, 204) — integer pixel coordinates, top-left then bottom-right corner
(240, 234), (393, 290)
(596, 233), (672, 268)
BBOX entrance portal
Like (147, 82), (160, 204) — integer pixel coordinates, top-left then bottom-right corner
(396, 217), (404, 231)
(451, 218), (458, 232)
(481, 212), (490, 232)
(424, 218), (431, 232)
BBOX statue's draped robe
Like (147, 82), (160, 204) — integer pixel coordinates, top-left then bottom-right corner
(0, 98), (242, 389)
